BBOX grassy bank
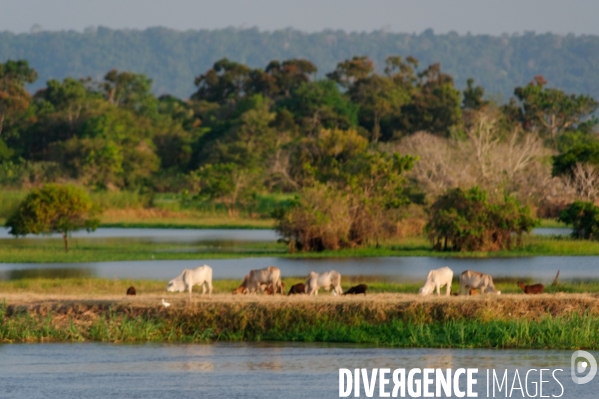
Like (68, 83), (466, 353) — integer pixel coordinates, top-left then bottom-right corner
(2, 277), (599, 296)
(1, 234), (599, 263)
(1, 295), (598, 348)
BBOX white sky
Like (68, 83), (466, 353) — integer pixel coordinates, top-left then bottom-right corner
(1, 0), (598, 35)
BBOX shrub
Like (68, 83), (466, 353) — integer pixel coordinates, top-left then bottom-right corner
(276, 151), (416, 251)
(558, 200), (599, 240)
(426, 186), (537, 251)
(5, 184), (100, 251)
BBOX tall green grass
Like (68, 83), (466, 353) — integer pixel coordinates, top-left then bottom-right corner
(1, 303), (598, 348)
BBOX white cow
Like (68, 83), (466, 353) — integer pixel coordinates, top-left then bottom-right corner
(459, 270), (501, 295)
(232, 266), (282, 295)
(305, 270), (343, 296)
(166, 265), (213, 300)
(419, 266), (453, 296)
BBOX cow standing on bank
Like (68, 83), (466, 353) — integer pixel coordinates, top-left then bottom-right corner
(232, 266), (283, 295)
(419, 267), (453, 296)
(305, 270), (343, 296)
(459, 270), (501, 295)
(166, 265), (213, 300)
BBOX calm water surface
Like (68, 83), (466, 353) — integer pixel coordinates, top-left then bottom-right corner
(1, 256), (597, 282)
(0, 227), (279, 242)
(0, 343), (596, 398)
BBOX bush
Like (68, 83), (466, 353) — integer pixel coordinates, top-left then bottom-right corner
(5, 184), (99, 251)
(426, 186), (537, 251)
(558, 200), (599, 240)
(276, 151), (416, 251)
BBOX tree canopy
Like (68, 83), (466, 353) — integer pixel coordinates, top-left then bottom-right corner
(5, 184), (99, 251)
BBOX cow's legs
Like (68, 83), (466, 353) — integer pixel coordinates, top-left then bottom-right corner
(445, 283), (451, 296)
(435, 284), (441, 295)
(207, 281), (213, 296)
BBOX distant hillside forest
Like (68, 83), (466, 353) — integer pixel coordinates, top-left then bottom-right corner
(1, 28), (599, 100)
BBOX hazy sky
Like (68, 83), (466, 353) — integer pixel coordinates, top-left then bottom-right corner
(1, 0), (598, 35)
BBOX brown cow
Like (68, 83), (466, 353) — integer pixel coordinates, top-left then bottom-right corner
(233, 267), (283, 295)
(288, 283), (306, 295)
(517, 282), (544, 294)
(343, 284), (367, 295)
(126, 286), (136, 296)
(264, 281), (286, 295)
(233, 275), (250, 295)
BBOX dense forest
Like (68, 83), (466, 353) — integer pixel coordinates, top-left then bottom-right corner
(1, 49), (599, 250)
(1, 28), (599, 99)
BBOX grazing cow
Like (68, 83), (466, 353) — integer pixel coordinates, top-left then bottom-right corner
(126, 286), (136, 296)
(305, 270), (343, 296)
(264, 281), (286, 295)
(232, 266), (282, 295)
(288, 283), (306, 295)
(166, 265), (213, 300)
(233, 274), (250, 295)
(459, 270), (501, 295)
(343, 284), (367, 295)
(517, 282), (544, 294)
(419, 267), (453, 296)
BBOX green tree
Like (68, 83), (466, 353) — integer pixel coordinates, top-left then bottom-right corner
(462, 78), (488, 110)
(102, 69), (156, 115)
(277, 80), (358, 131)
(0, 60), (38, 135)
(326, 56), (374, 88)
(559, 201), (599, 240)
(514, 76), (598, 146)
(398, 63), (462, 136)
(426, 187), (537, 251)
(191, 163), (258, 217)
(192, 58), (252, 104)
(5, 184), (99, 251)
(350, 75), (408, 142)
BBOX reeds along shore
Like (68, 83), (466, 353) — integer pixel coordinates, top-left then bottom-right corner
(2, 295), (599, 349)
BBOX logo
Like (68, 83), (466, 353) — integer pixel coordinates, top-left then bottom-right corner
(571, 350), (597, 385)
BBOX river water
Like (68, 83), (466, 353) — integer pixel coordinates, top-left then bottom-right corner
(0, 256), (597, 282)
(0, 343), (596, 398)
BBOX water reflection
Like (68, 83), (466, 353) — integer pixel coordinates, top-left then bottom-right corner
(0, 227), (280, 242)
(2, 256), (599, 282)
(0, 267), (95, 280)
(0, 343), (596, 399)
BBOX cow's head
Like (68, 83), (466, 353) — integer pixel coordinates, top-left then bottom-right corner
(419, 283), (434, 296)
(232, 286), (247, 295)
(166, 277), (185, 293)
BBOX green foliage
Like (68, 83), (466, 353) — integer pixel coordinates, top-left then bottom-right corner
(191, 163), (258, 216)
(513, 76), (598, 146)
(0, 59), (38, 135)
(552, 141), (599, 177)
(426, 187), (538, 251)
(277, 140), (416, 251)
(558, 200), (599, 240)
(5, 184), (99, 251)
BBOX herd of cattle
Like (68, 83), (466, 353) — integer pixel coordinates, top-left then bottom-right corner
(155, 264), (545, 299)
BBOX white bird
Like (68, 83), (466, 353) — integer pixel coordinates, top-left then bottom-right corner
(161, 298), (171, 308)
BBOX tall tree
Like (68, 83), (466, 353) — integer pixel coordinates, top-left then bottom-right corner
(0, 60), (38, 135)
(192, 58), (252, 104)
(514, 76), (598, 145)
(326, 56), (374, 88)
(5, 184), (99, 251)
(102, 69), (155, 115)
